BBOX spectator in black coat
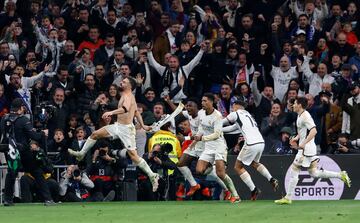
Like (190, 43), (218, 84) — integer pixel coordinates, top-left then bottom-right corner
(47, 88), (70, 138)
(77, 74), (98, 116)
(93, 33), (116, 66)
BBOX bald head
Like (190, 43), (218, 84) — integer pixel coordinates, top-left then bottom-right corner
(321, 83), (332, 92)
(279, 56), (290, 72)
(337, 33), (347, 46)
(317, 63), (328, 77)
(305, 93), (314, 107)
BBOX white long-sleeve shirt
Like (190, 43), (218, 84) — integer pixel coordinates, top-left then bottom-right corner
(271, 66), (298, 101)
(148, 49), (204, 102)
(5, 71), (56, 89)
(290, 1), (328, 25)
(303, 60), (334, 97)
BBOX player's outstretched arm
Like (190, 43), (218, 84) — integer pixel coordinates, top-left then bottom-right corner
(135, 110), (151, 131)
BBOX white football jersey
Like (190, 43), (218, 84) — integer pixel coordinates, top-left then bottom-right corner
(182, 109), (204, 134)
(225, 109), (264, 145)
(198, 109), (226, 147)
(296, 110), (317, 155)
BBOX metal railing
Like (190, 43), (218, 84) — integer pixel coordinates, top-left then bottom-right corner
(0, 165), (68, 205)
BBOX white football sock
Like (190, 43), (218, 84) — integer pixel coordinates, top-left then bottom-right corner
(178, 166), (197, 187)
(223, 174), (239, 197)
(207, 168), (228, 190)
(309, 169), (341, 179)
(286, 166), (300, 199)
(79, 138), (97, 155)
(256, 164), (272, 181)
(240, 172), (256, 191)
(137, 158), (155, 178)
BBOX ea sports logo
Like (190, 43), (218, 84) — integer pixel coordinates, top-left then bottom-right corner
(284, 156), (344, 200)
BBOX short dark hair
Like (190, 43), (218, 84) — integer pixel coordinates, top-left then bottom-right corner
(203, 92), (215, 102)
(298, 14), (309, 20)
(58, 65), (68, 73)
(186, 97), (200, 108)
(154, 102), (166, 110)
(295, 96), (308, 109)
(115, 47), (125, 54)
(54, 128), (64, 135)
(126, 76), (137, 90)
(105, 33), (115, 39)
(144, 87), (155, 95)
(160, 122), (171, 131)
(242, 13), (253, 20)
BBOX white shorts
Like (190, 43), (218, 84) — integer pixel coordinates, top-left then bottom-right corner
(237, 143), (264, 166)
(293, 150), (319, 168)
(199, 143), (227, 164)
(183, 141), (204, 158)
(104, 122), (136, 150)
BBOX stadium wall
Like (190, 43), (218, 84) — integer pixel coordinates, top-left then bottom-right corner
(227, 155), (360, 200)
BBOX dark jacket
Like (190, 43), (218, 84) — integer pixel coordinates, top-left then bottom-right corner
(1, 114), (44, 170)
(341, 95), (360, 140)
(307, 102), (330, 145)
(93, 45), (113, 66)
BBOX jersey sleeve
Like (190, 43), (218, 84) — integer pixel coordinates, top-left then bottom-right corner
(224, 112), (237, 125)
(303, 113), (316, 130)
(182, 111), (189, 119)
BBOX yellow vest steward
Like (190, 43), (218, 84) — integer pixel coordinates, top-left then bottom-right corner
(148, 130), (182, 175)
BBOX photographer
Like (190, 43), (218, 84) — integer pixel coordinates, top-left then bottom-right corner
(138, 143), (177, 201)
(0, 98), (54, 206)
(20, 141), (59, 203)
(59, 164), (94, 202)
(88, 140), (118, 202)
(269, 127), (296, 155)
(328, 133), (360, 154)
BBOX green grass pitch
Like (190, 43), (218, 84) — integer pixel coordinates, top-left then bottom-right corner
(1, 200), (359, 223)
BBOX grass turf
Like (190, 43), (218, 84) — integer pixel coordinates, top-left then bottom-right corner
(1, 200), (359, 223)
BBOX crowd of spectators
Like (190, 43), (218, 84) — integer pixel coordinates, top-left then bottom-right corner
(1, 0), (360, 203)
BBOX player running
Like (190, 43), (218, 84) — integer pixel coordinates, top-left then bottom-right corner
(192, 93), (240, 203)
(176, 99), (231, 199)
(275, 97), (351, 204)
(68, 77), (160, 192)
(223, 100), (279, 200)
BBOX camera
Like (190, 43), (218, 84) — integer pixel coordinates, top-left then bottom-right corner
(152, 143), (173, 158)
(99, 149), (107, 157)
(34, 102), (56, 124)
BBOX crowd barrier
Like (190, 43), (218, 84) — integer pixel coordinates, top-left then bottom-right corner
(1, 155), (359, 204)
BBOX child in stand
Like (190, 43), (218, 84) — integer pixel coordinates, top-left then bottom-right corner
(342, 22), (358, 46)
(66, 114), (79, 142)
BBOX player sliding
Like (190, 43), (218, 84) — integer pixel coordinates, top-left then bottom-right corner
(275, 97), (351, 205)
(68, 77), (160, 192)
(192, 93), (240, 203)
(223, 100), (279, 200)
(176, 99), (230, 199)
